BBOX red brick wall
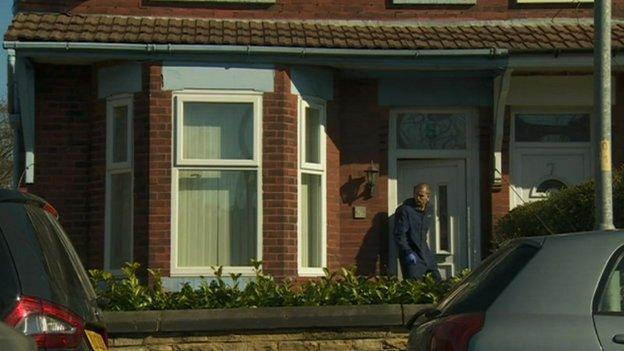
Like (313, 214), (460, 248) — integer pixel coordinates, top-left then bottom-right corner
(28, 64), (94, 266)
(262, 68), (299, 278)
(16, 0), (612, 21)
(326, 87), (342, 272)
(491, 111), (511, 230)
(131, 64), (151, 272)
(334, 78), (389, 275)
(144, 63), (173, 275)
(88, 95), (105, 269)
(477, 107), (493, 256)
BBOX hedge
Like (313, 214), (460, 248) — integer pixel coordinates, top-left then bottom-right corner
(89, 262), (468, 311)
(493, 169), (624, 247)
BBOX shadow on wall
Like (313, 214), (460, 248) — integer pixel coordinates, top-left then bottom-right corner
(355, 212), (389, 276)
(339, 175), (367, 206)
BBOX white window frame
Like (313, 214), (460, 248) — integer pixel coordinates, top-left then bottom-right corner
(509, 107), (593, 209)
(104, 94), (134, 273)
(297, 97), (327, 277)
(171, 90), (263, 277)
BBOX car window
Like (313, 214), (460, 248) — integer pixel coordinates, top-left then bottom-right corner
(25, 205), (94, 317)
(46, 213), (96, 300)
(597, 248), (624, 313)
(0, 230), (20, 319)
(437, 240), (540, 316)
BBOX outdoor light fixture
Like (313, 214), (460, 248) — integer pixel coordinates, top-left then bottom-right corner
(364, 161), (380, 198)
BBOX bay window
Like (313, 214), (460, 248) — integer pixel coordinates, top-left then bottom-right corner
(172, 91), (262, 276)
(298, 98), (327, 276)
(105, 95), (134, 272)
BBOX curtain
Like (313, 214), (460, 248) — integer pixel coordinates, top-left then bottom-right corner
(110, 172), (133, 269)
(305, 107), (320, 164)
(301, 173), (322, 268)
(112, 106), (128, 163)
(183, 102), (253, 160)
(178, 170), (257, 267)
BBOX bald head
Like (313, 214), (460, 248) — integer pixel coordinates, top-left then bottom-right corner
(413, 183), (431, 194)
(413, 183), (431, 212)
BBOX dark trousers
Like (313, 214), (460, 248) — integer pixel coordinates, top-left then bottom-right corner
(399, 257), (442, 281)
(399, 258), (428, 280)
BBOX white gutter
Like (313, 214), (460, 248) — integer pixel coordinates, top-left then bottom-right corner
(2, 41), (509, 58)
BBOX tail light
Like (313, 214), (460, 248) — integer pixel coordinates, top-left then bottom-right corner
(429, 313), (485, 351)
(42, 203), (59, 220)
(4, 296), (85, 349)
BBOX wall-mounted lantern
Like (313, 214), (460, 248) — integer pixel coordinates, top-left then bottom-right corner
(364, 161), (379, 198)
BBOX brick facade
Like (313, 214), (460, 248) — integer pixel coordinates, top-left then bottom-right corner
(28, 64), (94, 265)
(262, 68), (299, 278)
(333, 78), (390, 275)
(16, 0), (616, 22)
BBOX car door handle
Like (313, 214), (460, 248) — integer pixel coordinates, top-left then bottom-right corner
(612, 334), (624, 344)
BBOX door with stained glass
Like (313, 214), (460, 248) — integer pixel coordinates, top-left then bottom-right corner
(397, 159), (467, 279)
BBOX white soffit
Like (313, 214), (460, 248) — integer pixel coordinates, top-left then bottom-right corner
(507, 75), (615, 106)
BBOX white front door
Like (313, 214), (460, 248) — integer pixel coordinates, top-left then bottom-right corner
(397, 159), (466, 279)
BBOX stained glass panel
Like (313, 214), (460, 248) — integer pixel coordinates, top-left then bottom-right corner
(396, 113), (466, 150)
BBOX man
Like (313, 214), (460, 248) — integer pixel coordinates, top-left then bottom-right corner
(393, 183), (441, 281)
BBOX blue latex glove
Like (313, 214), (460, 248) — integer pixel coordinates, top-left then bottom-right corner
(407, 253), (418, 265)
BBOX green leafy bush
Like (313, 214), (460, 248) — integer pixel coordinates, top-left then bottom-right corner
(89, 262), (468, 311)
(493, 169), (624, 247)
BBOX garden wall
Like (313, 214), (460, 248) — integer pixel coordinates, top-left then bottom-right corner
(105, 304), (428, 351)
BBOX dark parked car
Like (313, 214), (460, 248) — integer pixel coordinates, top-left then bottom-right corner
(408, 230), (624, 351)
(0, 189), (107, 350)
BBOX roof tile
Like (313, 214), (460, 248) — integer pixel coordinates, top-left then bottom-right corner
(5, 12), (623, 53)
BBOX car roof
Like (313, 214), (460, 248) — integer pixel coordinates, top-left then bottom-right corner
(489, 230), (624, 316)
(0, 189), (47, 207)
(539, 229), (624, 251)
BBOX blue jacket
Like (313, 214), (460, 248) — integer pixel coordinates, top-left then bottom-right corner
(393, 198), (439, 274)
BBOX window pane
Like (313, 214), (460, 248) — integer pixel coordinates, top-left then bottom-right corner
(438, 185), (449, 252)
(183, 102), (253, 160)
(305, 107), (321, 164)
(598, 253), (624, 312)
(112, 106), (128, 163)
(396, 113), (466, 150)
(301, 173), (322, 268)
(109, 172), (133, 270)
(515, 114), (590, 142)
(178, 170), (257, 267)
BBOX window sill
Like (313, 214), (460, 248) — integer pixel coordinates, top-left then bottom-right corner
(170, 266), (258, 277)
(393, 0), (476, 4)
(150, 0), (275, 3)
(515, 0), (591, 3)
(298, 268), (326, 277)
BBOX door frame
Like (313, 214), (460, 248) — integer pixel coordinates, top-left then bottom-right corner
(388, 107), (481, 270)
(509, 106), (594, 209)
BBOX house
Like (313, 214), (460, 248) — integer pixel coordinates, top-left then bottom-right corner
(4, 0), (624, 287)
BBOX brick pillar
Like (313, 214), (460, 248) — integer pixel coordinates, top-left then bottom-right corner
(326, 92), (341, 272)
(491, 111), (511, 234)
(478, 107), (493, 257)
(335, 78), (389, 275)
(262, 68), (299, 278)
(28, 64), (94, 266)
(144, 62), (172, 275)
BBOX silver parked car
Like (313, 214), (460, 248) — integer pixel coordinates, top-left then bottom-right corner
(408, 230), (624, 351)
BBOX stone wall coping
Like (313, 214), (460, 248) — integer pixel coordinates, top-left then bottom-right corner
(103, 304), (432, 334)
